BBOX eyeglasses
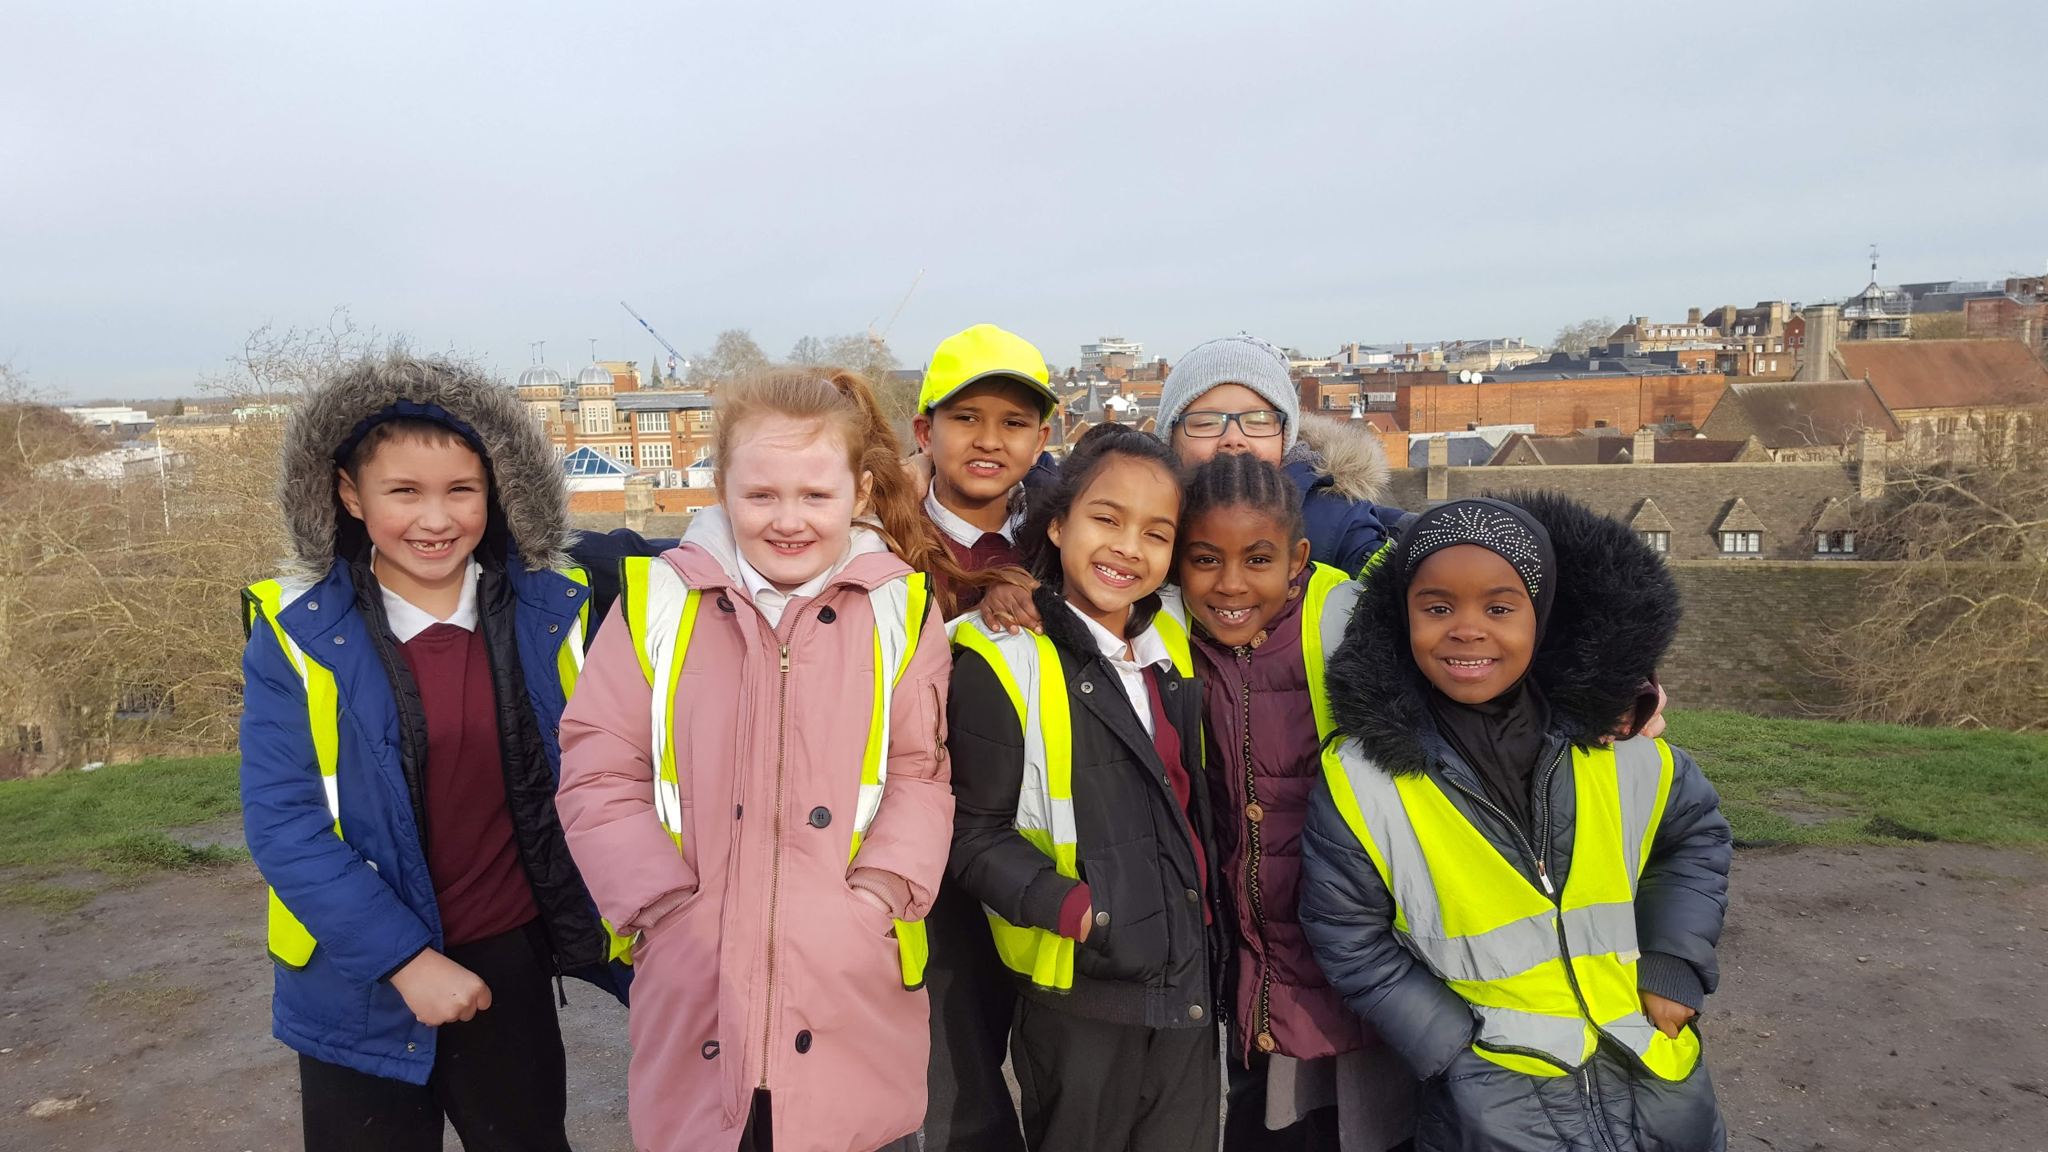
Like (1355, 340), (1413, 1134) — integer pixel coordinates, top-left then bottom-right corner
(1176, 409), (1284, 438)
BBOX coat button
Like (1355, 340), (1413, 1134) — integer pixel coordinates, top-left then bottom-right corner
(548, 623), (560, 633)
(406, 1042), (416, 1051)
(1093, 910), (1109, 928)
(701, 1040), (719, 1060)
(794, 1030), (813, 1054)
(306, 601), (319, 612)
(565, 587), (579, 597)
(332, 636), (345, 645)
(1188, 1004), (1205, 1021)
(1079, 680), (1094, 694)
(1166, 679), (1178, 690)
(809, 807), (831, 828)
(817, 606), (836, 623)
(1256, 1031), (1277, 1053)
(717, 594), (735, 612)
(1185, 888), (1200, 904)
(1245, 802), (1265, 824)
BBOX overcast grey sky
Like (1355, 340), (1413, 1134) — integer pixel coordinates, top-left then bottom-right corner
(4, 0), (2044, 399)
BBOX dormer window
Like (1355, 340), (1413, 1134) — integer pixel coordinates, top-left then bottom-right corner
(1719, 531), (1762, 554)
(1640, 531), (1670, 553)
(1815, 531), (1856, 555)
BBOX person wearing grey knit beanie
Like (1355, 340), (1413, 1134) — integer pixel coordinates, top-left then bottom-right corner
(1155, 334), (1302, 467)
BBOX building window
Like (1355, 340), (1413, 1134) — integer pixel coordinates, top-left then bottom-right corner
(1816, 531), (1856, 554)
(1719, 531), (1762, 555)
(638, 442), (672, 469)
(1640, 531), (1670, 553)
(637, 411), (670, 433)
(582, 406), (613, 435)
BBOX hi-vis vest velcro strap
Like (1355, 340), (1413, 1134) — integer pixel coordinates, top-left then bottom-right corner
(1322, 736), (1699, 1082)
(244, 569), (591, 973)
(619, 556), (933, 990)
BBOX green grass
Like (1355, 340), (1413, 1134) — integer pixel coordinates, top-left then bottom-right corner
(1663, 710), (2048, 846)
(0, 881), (98, 914)
(90, 971), (206, 1018)
(0, 754), (247, 875)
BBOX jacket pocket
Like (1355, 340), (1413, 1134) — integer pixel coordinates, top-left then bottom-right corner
(1429, 1046), (1573, 1151)
(1074, 836), (1170, 983)
(274, 953), (372, 1038)
(1624, 1028), (1721, 1152)
(843, 884), (899, 940)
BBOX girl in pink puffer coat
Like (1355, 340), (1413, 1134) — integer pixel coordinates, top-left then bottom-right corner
(559, 368), (991, 1152)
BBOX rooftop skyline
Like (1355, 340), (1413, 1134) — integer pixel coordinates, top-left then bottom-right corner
(4, 0), (2044, 400)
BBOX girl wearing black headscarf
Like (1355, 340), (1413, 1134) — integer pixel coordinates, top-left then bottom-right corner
(1296, 493), (1736, 1152)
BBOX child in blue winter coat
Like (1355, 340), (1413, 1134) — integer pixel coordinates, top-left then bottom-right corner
(239, 354), (631, 1151)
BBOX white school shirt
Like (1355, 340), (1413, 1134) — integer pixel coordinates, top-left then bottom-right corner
(374, 552), (481, 642)
(1062, 601), (1175, 738)
(923, 486), (1026, 549)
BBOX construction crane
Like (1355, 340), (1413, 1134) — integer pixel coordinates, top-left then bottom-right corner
(620, 301), (689, 382)
(868, 269), (924, 354)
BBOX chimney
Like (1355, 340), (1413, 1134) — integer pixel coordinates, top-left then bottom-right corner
(624, 474), (655, 533)
(1426, 436), (1450, 501)
(1857, 427), (1886, 500)
(1798, 304), (1842, 381)
(1687, 307), (1702, 325)
(1633, 426), (1657, 464)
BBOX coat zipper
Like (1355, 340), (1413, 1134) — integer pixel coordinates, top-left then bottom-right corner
(1451, 748), (1622, 1152)
(1235, 649), (1276, 1054)
(758, 605), (809, 1090)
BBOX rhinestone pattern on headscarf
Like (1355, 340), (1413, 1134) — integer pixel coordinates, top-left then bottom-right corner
(1402, 502), (1546, 597)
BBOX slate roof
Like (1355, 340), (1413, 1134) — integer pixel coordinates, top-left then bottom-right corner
(1714, 497), (1767, 533)
(1812, 498), (1856, 533)
(1698, 380), (1903, 449)
(1835, 339), (2048, 412)
(1629, 498), (1673, 533)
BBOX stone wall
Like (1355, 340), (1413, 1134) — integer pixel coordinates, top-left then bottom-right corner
(1657, 561), (1894, 716)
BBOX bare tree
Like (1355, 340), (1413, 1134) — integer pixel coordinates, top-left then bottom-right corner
(208, 306), (391, 405)
(1811, 419), (2048, 730)
(686, 329), (770, 389)
(1909, 312), (1966, 341)
(1553, 317), (1618, 356)
(788, 335), (830, 366)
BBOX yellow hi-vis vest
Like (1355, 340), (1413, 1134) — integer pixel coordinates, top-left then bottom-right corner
(243, 568), (597, 971)
(1320, 735), (1704, 1083)
(617, 556), (934, 990)
(950, 565), (1352, 991)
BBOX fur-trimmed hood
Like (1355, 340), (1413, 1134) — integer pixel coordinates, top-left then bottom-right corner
(1288, 413), (1391, 504)
(1326, 490), (1679, 776)
(278, 353), (568, 576)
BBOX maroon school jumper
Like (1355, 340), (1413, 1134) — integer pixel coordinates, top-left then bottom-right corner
(397, 623), (538, 946)
(926, 509), (1024, 616)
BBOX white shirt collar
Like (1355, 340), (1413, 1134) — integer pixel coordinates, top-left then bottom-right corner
(924, 485), (1025, 549)
(1063, 600), (1174, 671)
(376, 551), (480, 643)
(733, 551), (834, 626)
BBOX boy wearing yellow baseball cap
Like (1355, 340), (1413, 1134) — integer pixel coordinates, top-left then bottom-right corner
(915, 324), (1057, 1152)
(911, 323), (1059, 617)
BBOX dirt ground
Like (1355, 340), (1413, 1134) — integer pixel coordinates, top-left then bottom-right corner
(2, 842), (2044, 1152)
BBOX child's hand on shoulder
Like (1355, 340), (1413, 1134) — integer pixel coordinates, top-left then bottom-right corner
(1639, 990), (1694, 1038)
(391, 949), (492, 1026)
(980, 579), (1042, 635)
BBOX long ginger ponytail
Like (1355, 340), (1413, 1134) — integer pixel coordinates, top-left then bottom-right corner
(712, 366), (1011, 617)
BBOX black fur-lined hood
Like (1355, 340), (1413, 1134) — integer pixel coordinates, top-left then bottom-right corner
(1326, 490), (1680, 776)
(277, 352), (568, 576)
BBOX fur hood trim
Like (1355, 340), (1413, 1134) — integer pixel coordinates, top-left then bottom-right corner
(1289, 413), (1391, 503)
(1325, 490), (1679, 775)
(279, 353), (568, 576)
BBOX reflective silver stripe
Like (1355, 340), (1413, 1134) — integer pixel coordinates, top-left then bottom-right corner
(1472, 1003), (1590, 1062)
(1403, 907), (1560, 983)
(638, 564), (694, 839)
(855, 578), (915, 838)
(950, 615), (1076, 853)
(1317, 579), (1360, 676)
(1330, 743), (1448, 938)
(1560, 901), (1640, 961)
(1603, 1016), (1660, 1059)
(1613, 736), (1666, 885)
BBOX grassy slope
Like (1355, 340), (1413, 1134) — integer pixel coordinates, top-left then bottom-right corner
(1663, 710), (2048, 846)
(0, 753), (245, 877)
(0, 713), (2041, 885)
